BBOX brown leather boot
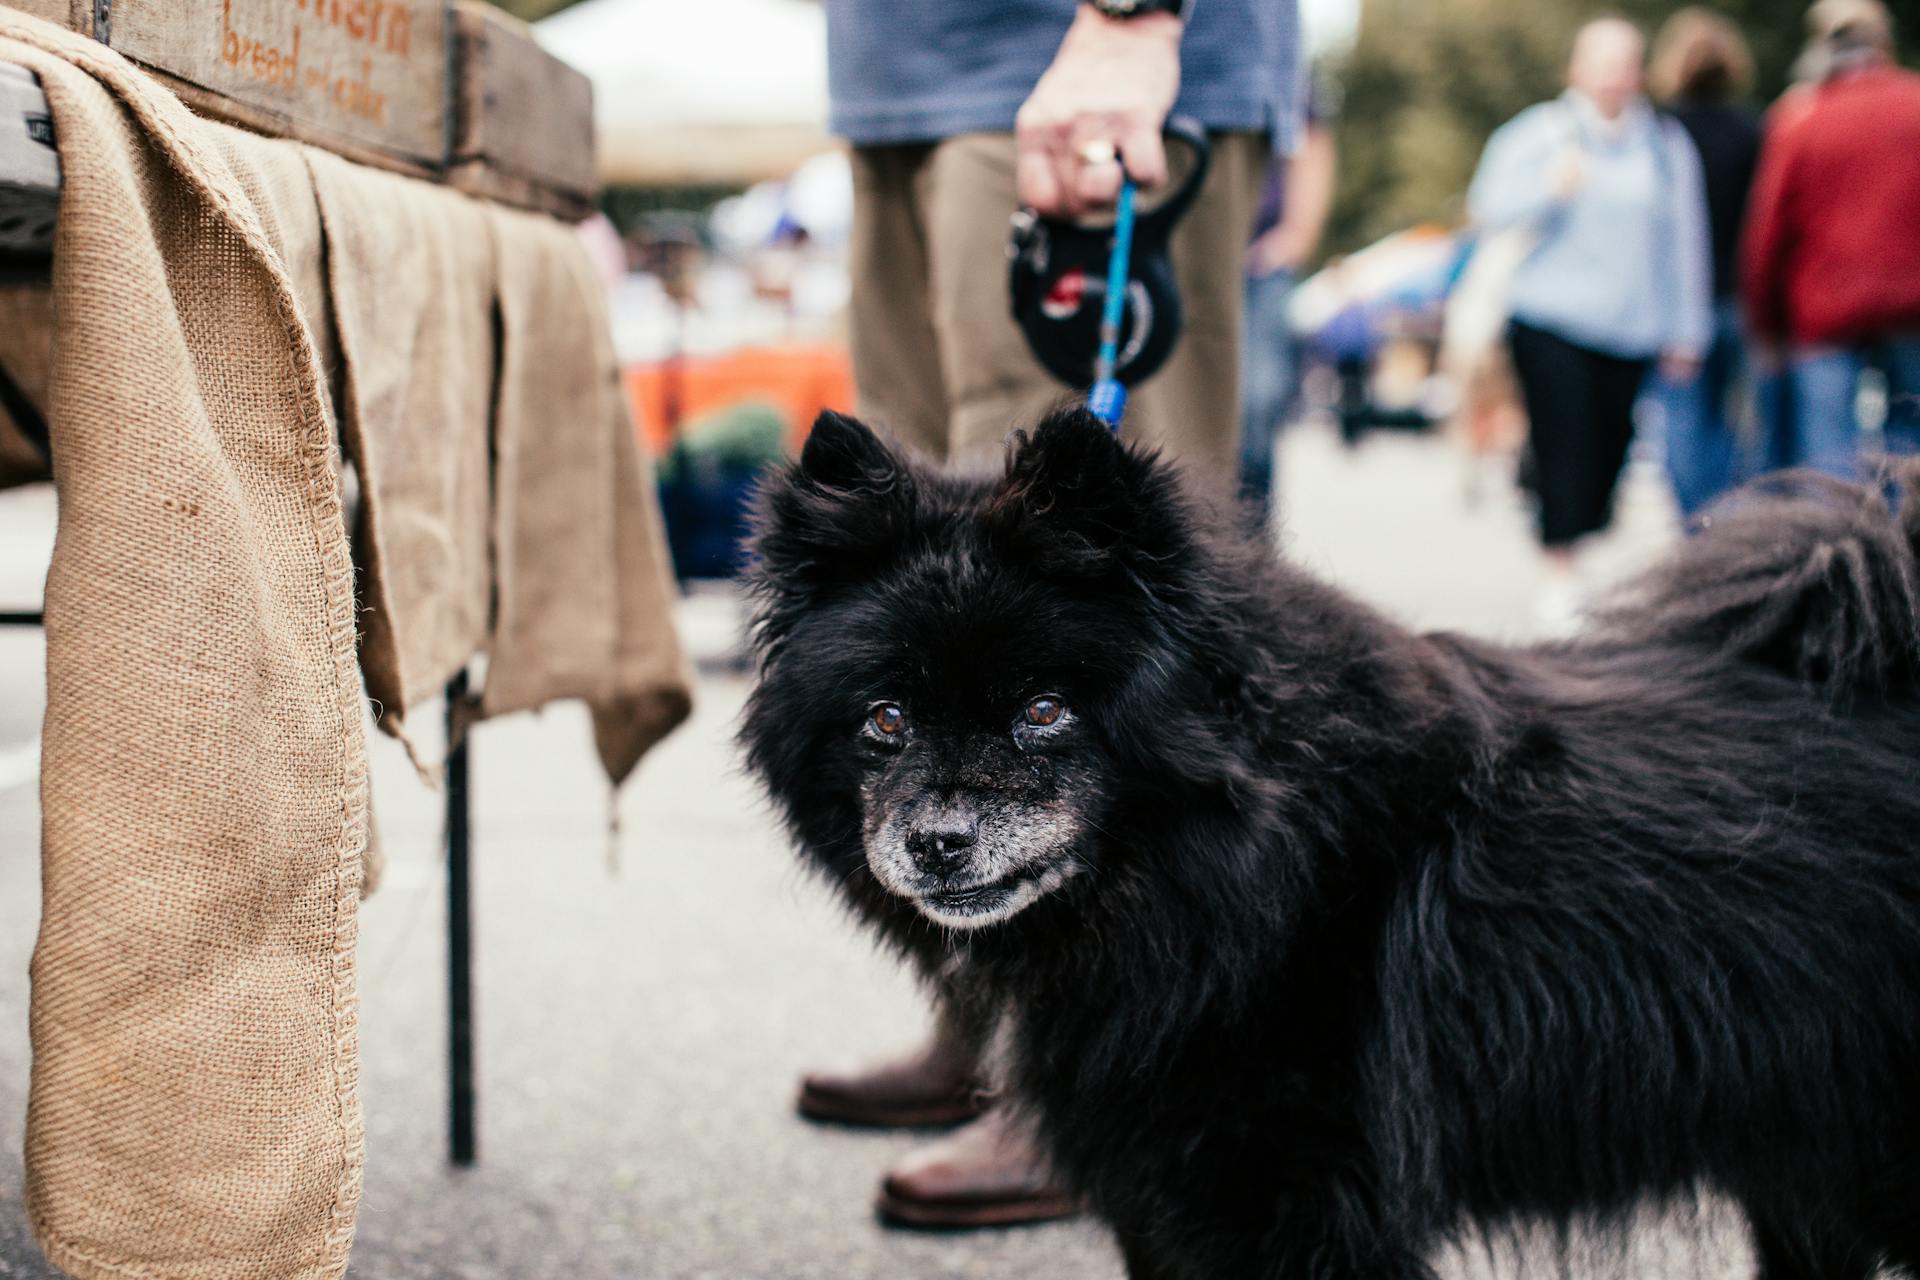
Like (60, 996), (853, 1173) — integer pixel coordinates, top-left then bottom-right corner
(876, 1107), (1082, 1229)
(797, 1034), (986, 1128)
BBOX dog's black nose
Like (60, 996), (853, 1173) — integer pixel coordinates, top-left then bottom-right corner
(905, 819), (978, 875)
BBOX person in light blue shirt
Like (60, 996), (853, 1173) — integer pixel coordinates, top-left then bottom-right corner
(1467, 17), (1712, 635)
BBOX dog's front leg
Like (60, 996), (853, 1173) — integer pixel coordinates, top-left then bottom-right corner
(1262, 1181), (1441, 1280)
(1115, 1217), (1435, 1280)
(1115, 1228), (1180, 1280)
(1111, 1221), (1265, 1280)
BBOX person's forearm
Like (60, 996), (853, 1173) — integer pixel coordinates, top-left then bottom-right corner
(1280, 124), (1336, 260)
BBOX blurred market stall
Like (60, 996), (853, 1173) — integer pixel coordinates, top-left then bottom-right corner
(537, 0), (835, 187)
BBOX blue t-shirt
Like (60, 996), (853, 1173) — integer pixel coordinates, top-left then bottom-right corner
(824, 0), (1300, 150)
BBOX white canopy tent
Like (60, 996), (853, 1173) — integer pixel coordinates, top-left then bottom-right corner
(536, 0), (838, 188)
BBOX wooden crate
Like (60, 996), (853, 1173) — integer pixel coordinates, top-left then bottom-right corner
(448, 0), (593, 221)
(23, 0), (452, 177)
(6, 0), (81, 26)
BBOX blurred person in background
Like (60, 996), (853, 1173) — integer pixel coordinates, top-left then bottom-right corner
(1467, 16), (1711, 636)
(806, 0), (1299, 1231)
(1240, 75), (1336, 521)
(1744, 0), (1920, 476)
(1648, 8), (1762, 518)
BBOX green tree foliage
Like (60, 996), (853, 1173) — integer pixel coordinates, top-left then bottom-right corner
(1326, 0), (1919, 254)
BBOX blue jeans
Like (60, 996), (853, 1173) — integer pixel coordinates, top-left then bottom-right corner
(1652, 299), (1747, 518)
(1753, 336), (1920, 480)
(1239, 268), (1299, 517)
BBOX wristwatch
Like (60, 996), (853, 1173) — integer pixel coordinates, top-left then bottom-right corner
(1087, 0), (1186, 18)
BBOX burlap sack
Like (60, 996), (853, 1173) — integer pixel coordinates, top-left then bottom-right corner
(0, 12), (367, 1279)
(306, 149), (494, 738)
(0, 281), (53, 488)
(483, 205), (691, 782)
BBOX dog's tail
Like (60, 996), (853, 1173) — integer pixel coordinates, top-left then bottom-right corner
(1595, 462), (1920, 705)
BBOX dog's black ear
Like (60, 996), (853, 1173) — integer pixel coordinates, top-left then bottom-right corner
(994, 407), (1185, 576)
(748, 411), (916, 608)
(797, 409), (898, 491)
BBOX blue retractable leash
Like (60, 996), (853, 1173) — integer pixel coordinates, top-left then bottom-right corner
(1087, 178), (1138, 427)
(1008, 118), (1212, 431)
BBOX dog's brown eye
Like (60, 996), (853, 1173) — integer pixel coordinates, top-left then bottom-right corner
(1025, 696), (1065, 728)
(870, 703), (907, 737)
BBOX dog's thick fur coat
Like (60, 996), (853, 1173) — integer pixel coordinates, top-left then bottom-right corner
(742, 409), (1920, 1280)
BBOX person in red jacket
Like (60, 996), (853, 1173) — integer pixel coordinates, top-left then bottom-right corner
(1743, 0), (1920, 477)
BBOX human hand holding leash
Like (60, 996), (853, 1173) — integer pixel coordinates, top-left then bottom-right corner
(1015, 6), (1182, 217)
(1007, 120), (1210, 417)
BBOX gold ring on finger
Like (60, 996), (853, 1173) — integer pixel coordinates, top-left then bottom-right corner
(1077, 139), (1118, 167)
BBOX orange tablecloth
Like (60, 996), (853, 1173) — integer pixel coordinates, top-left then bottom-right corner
(624, 342), (855, 456)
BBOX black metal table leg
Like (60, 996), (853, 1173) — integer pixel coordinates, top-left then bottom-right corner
(445, 669), (476, 1166)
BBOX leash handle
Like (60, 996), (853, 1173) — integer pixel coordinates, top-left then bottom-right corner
(1089, 176), (1137, 428)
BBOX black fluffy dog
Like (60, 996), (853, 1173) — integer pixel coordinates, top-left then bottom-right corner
(741, 407), (1920, 1280)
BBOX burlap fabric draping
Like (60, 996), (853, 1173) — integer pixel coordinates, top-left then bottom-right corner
(303, 150), (691, 776)
(304, 150), (493, 736)
(2, 7), (692, 1276)
(0, 13), (369, 1279)
(485, 204), (692, 782)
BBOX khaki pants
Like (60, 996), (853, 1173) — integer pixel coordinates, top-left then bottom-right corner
(847, 131), (1270, 488)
